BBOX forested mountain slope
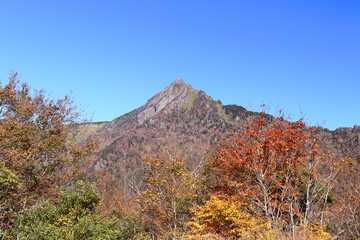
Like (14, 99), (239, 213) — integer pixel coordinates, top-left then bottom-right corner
(83, 79), (359, 205)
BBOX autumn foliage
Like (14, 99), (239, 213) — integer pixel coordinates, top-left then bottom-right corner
(186, 196), (272, 239)
(210, 113), (339, 238)
(1, 73), (357, 239)
(0, 74), (96, 236)
(137, 151), (205, 239)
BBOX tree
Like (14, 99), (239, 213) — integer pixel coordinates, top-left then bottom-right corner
(213, 114), (339, 237)
(13, 181), (142, 240)
(328, 157), (360, 239)
(0, 73), (96, 235)
(137, 151), (205, 239)
(186, 195), (273, 239)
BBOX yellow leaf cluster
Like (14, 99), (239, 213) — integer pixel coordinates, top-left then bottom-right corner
(186, 196), (274, 239)
(293, 224), (332, 240)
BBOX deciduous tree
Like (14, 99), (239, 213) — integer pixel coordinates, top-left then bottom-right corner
(213, 114), (339, 236)
(0, 73), (96, 235)
(186, 195), (273, 239)
(137, 151), (205, 239)
(14, 181), (141, 240)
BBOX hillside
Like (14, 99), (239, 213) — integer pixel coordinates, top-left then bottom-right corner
(81, 79), (359, 205)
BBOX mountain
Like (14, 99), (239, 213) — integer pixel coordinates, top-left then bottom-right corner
(81, 79), (265, 203)
(87, 79), (263, 169)
(82, 78), (359, 205)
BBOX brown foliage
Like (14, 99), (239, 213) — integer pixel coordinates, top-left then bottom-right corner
(329, 157), (360, 239)
(0, 73), (96, 231)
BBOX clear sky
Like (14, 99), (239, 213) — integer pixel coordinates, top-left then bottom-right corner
(1, 1), (359, 130)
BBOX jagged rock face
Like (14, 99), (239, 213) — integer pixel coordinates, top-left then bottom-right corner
(138, 78), (192, 123)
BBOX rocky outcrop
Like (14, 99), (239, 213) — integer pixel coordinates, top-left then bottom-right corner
(137, 78), (192, 123)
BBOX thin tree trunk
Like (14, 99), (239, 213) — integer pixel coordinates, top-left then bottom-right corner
(290, 200), (295, 240)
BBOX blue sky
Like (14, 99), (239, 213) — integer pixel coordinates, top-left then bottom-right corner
(1, 1), (359, 130)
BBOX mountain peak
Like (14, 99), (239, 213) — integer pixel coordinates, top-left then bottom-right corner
(137, 79), (194, 123)
(172, 78), (185, 85)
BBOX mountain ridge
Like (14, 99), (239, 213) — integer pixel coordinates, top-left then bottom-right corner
(82, 78), (359, 163)
(78, 78), (359, 210)
(83, 78), (359, 134)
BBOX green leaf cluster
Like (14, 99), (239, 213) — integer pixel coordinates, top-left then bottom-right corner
(14, 181), (140, 240)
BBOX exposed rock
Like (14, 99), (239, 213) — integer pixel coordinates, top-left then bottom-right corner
(137, 78), (192, 123)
